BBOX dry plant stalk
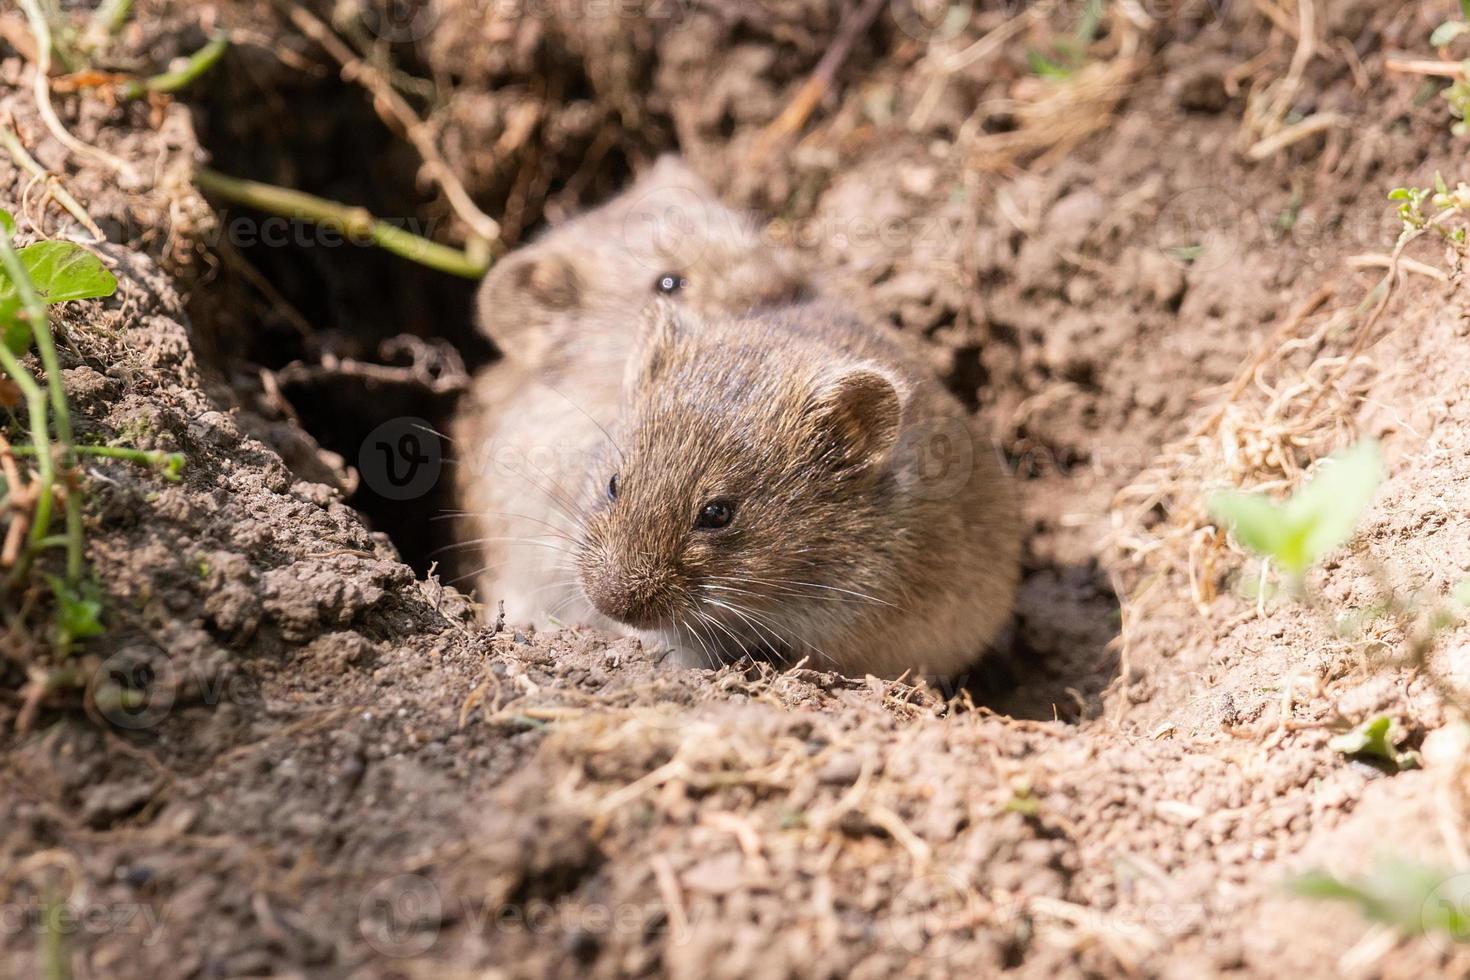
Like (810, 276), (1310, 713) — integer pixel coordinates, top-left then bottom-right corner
(966, 13), (1144, 174)
(1108, 203), (1462, 614)
(270, 0), (499, 250)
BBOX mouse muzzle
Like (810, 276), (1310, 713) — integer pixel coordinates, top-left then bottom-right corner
(579, 557), (678, 630)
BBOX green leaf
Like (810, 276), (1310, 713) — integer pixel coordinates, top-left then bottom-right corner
(0, 210), (14, 236)
(1284, 440), (1384, 569)
(44, 575), (106, 652)
(1290, 861), (1465, 937)
(1208, 491), (1290, 563)
(1463, 0), (1470, 24)
(1212, 442), (1384, 576)
(16, 241), (118, 304)
(1329, 715), (1419, 771)
(0, 241), (117, 354)
(1026, 49), (1072, 79)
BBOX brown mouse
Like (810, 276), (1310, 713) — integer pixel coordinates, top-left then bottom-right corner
(572, 300), (1020, 677)
(453, 157), (809, 632)
(455, 159), (1019, 677)
(474, 155), (804, 369)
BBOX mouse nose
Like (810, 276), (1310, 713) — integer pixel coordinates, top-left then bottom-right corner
(581, 560), (672, 630)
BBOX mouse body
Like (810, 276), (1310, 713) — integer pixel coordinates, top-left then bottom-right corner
(453, 156), (806, 634)
(453, 159), (1019, 677)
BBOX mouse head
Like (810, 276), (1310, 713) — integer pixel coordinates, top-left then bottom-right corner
(476, 156), (806, 363)
(575, 304), (908, 663)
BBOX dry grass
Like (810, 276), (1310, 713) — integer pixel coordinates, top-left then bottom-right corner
(1108, 213), (1463, 625)
(961, 6), (1147, 175)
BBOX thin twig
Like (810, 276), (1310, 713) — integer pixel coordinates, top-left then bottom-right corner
(118, 33), (230, 100)
(194, 167), (490, 279)
(1384, 58), (1466, 78)
(16, 0), (136, 179)
(1346, 253), (1450, 282)
(1301, 207), (1462, 416)
(909, 12), (1033, 132)
(749, 0), (887, 162)
(269, 0), (498, 252)
(1246, 111), (1346, 161)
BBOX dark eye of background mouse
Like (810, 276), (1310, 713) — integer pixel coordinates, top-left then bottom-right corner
(694, 499), (735, 531)
(607, 474), (619, 501)
(654, 272), (688, 295)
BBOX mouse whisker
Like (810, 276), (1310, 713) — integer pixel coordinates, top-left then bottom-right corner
(693, 603), (754, 657)
(513, 459), (590, 530)
(430, 537), (577, 559)
(705, 574), (891, 609)
(699, 597), (801, 664)
(533, 378), (626, 463)
(674, 611), (719, 669)
(432, 509), (582, 540)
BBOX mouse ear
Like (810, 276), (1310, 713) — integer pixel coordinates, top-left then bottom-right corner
(804, 365), (906, 474)
(475, 251), (582, 351)
(637, 155), (714, 199)
(624, 300), (684, 392)
(514, 253), (582, 310)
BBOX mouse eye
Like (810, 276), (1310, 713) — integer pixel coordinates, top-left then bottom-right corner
(607, 474), (620, 501)
(694, 499), (736, 531)
(654, 272), (688, 296)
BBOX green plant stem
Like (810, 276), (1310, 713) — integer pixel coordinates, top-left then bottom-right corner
(33, 0), (79, 73)
(119, 33), (230, 99)
(11, 443), (185, 475)
(0, 344), (54, 579)
(84, 0), (134, 47)
(193, 167), (492, 280)
(0, 230), (81, 583)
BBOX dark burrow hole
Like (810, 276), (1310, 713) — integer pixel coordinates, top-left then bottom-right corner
(176, 22), (1121, 712)
(182, 31), (640, 578)
(967, 557), (1121, 723)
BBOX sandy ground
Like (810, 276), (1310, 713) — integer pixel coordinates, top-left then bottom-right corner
(2, 0), (1470, 976)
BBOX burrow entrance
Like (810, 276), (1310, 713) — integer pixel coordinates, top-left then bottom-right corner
(180, 17), (1119, 722)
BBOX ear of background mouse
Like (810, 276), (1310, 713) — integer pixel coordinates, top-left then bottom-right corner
(623, 300), (684, 393)
(805, 367), (905, 474)
(516, 253), (582, 310)
(637, 155), (717, 202)
(475, 252), (582, 346)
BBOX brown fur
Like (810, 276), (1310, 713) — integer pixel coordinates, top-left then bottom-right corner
(453, 157), (808, 637)
(454, 159), (1020, 678)
(576, 301), (1020, 677)
(475, 155), (805, 369)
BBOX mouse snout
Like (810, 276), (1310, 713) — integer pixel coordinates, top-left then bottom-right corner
(580, 555), (678, 630)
